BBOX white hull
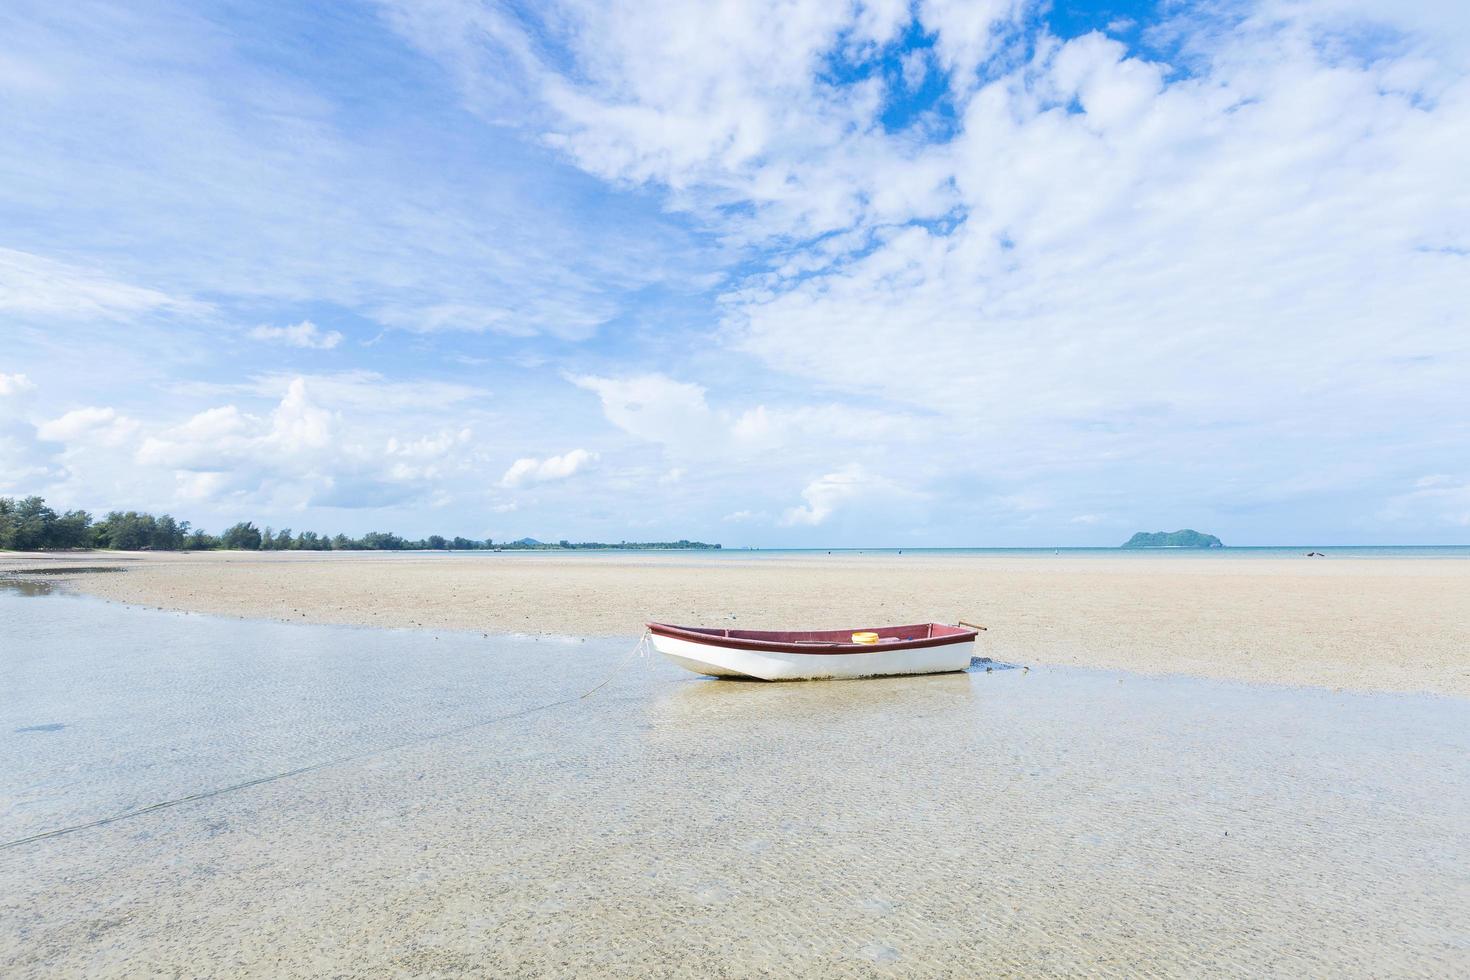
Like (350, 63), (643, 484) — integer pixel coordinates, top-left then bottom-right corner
(651, 633), (975, 681)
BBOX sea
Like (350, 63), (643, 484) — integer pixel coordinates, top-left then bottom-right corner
(529, 545), (1470, 559)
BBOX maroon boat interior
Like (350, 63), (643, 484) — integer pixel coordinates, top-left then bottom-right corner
(646, 622), (977, 655)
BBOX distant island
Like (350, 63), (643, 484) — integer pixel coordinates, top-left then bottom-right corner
(1121, 529), (1224, 549)
(0, 495), (718, 553)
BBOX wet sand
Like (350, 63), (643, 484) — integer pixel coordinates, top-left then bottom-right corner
(4, 548), (1469, 697)
(3, 588), (1468, 977)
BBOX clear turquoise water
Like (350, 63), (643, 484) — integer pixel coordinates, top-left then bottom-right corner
(2, 586), (1467, 975)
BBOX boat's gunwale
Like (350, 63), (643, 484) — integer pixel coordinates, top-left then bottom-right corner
(645, 621), (976, 656)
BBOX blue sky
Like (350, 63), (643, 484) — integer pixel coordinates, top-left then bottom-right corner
(2, 0), (1467, 545)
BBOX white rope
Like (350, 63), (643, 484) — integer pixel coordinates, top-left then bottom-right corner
(576, 629), (650, 699)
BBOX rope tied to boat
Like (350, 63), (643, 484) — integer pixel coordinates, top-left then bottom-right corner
(577, 629), (651, 699)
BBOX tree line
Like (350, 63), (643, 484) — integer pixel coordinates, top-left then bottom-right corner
(0, 495), (720, 552)
(0, 496), (494, 552)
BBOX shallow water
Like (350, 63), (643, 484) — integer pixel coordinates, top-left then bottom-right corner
(1, 590), (1467, 977)
(0, 577), (54, 598)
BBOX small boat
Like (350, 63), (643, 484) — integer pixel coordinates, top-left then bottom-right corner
(647, 622), (979, 681)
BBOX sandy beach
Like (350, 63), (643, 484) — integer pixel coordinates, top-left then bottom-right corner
(4, 549), (1468, 698)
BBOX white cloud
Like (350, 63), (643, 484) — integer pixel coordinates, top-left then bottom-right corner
(0, 367), (509, 524)
(248, 320), (344, 350)
(781, 465), (872, 526)
(501, 448), (598, 487)
(137, 379), (333, 473)
(385, 0), (959, 241)
(570, 373), (724, 453)
(168, 405), (250, 443)
(125, 377), (487, 511)
(384, 429), (475, 482)
(0, 248), (208, 320)
(386, 429), (474, 459)
(573, 372), (919, 463)
(36, 406), (139, 446)
(0, 373), (38, 399)
(919, 0), (1021, 84)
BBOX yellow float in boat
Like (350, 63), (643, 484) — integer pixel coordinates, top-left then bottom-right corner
(851, 631), (880, 645)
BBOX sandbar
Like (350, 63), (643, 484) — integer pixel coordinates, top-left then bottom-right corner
(4, 549), (1468, 697)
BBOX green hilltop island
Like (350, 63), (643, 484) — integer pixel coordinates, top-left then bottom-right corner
(1120, 529), (1225, 549)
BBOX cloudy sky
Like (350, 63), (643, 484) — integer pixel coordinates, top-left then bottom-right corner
(2, 0), (1467, 546)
